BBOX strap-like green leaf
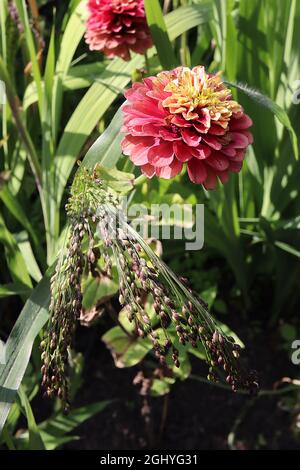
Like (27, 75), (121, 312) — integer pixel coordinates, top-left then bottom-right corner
(144, 0), (176, 69)
(226, 80), (299, 160)
(0, 275), (50, 433)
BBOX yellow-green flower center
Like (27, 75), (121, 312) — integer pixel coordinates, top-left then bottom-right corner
(161, 66), (242, 127)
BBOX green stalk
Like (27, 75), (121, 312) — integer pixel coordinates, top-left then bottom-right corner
(0, 56), (53, 260)
(15, 0), (43, 120)
(0, 56), (42, 186)
(144, 51), (150, 74)
(179, 0), (191, 66)
(134, 174), (148, 187)
(0, 1), (8, 160)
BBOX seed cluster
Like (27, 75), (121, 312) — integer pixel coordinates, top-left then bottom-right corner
(8, 1), (24, 33)
(41, 221), (84, 410)
(41, 166), (258, 410)
(107, 224), (258, 393)
(40, 168), (111, 411)
(114, 235), (205, 368)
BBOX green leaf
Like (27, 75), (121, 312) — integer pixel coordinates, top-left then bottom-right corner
(102, 326), (152, 368)
(34, 433), (78, 450)
(118, 307), (136, 333)
(280, 323), (297, 342)
(188, 344), (206, 361)
(44, 26), (55, 106)
(200, 287), (217, 309)
(0, 0), (8, 64)
(41, 400), (111, 436)
(14, 0), (43, 118)
(0, 274), (50, 433)
(23, 62), (110, 110)
(0, 283), (31, 299)
(218, 322), (244, 348)
(151, 378), (173, 397)
(274, 240), (300, 259)
(17, 386), (45, 450)
(14, 232), (42, 283)
(38, 401), (111, 450)
(82, 109), (124, 170)
(52, 0), (87, 143)
(226, 80), (299, 160)
(274, 215), (300, 231)
(0, 57), (42, 185)
(165, 3), (213, 41)
(63, 62), (110, 90)
(0, 213), (32, 288)
(144, 0), (176, 69)
(0, 185), (40, 250)
(7, 143), (26, 196)
(82, 274), (118, 310)
(94, 165), (135, 194)
(54, 59), (136, 207)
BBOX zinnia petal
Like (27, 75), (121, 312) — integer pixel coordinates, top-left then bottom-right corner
(187, 159), (208, 184)
(141, 163), (155, 178)
(121, 65), (253, 189)
(206, 153), (229, 171)
(148, 142), (174, 167)
(85, 0), (152, 60)
(181, 128), (202, 147)
(173, 141), (194, 162)
(156, 159), (183, 179)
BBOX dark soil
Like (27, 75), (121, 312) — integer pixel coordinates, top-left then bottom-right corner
(65, 317), (300, 451)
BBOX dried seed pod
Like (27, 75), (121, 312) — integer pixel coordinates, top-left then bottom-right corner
(42, 166), (259, 410)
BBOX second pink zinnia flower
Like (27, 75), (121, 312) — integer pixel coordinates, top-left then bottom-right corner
(85, 0), (152, 61)
(121, 66), (253, 189)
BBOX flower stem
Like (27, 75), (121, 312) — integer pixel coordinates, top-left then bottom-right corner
(134, 174), (148, 187)
(179, 0), (191, 67)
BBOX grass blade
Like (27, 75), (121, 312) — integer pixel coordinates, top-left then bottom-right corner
(0, 283), (31, 299)
(0, 275), (50, 433)
(83, 109), (123, 169)
(144, 0), (176, 69)
(226, 80), (299, 160)
(18, 386), (45, 450)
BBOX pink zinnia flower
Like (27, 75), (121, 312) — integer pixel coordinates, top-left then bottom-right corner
(121, 66), (253, 189)
(85, 0), (152, 61)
